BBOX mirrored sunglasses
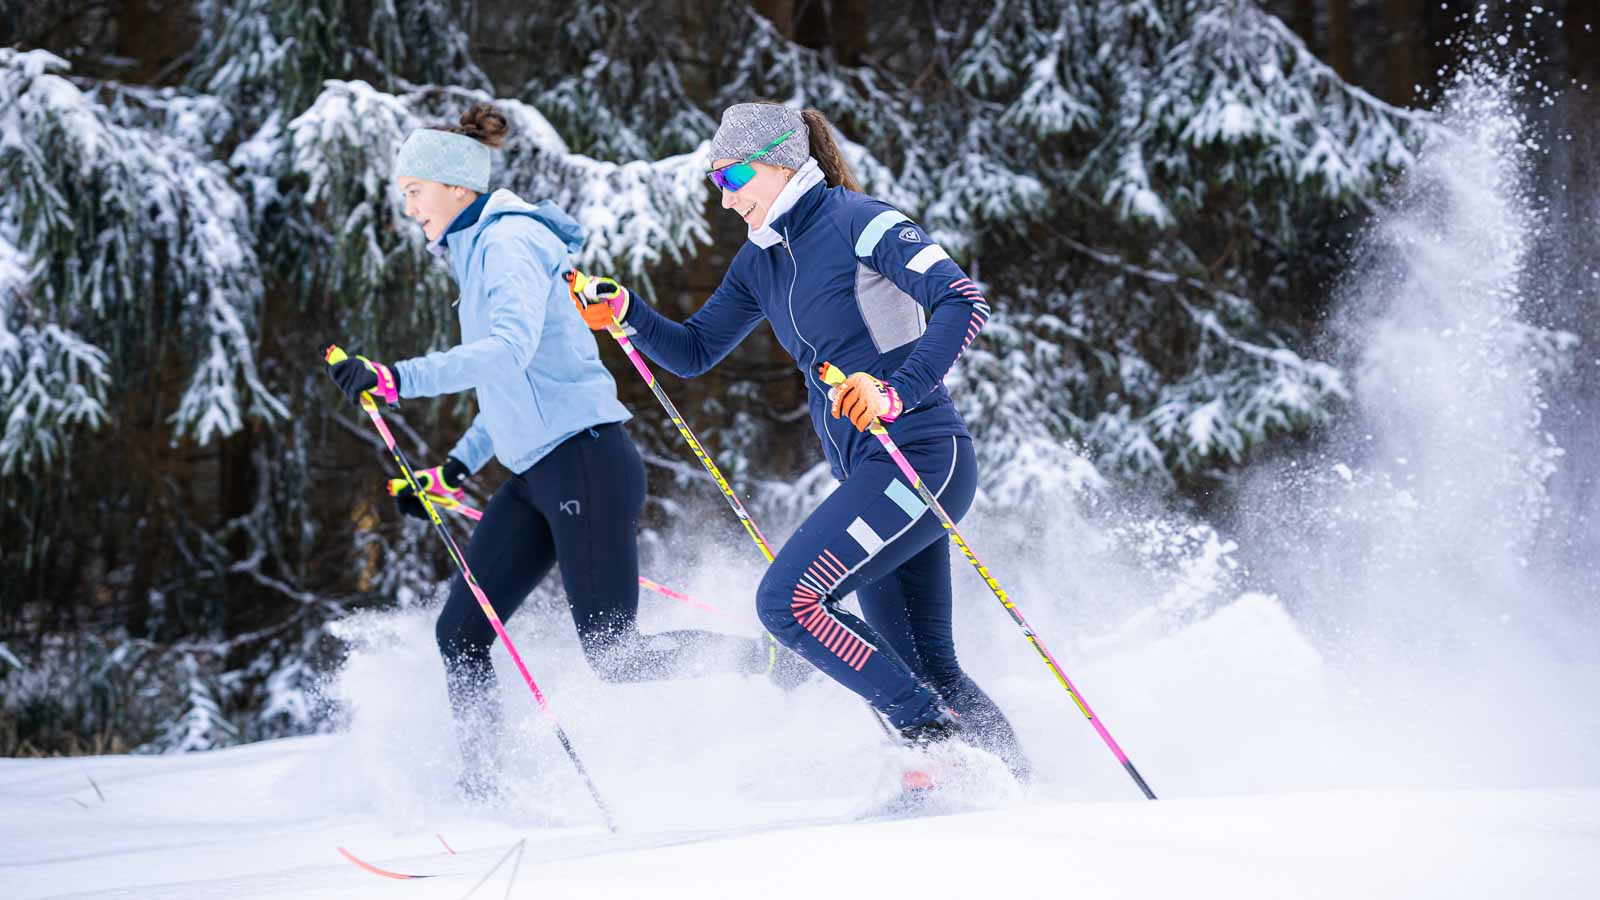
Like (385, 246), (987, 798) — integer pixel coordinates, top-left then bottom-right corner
(707, 128), (797, 193)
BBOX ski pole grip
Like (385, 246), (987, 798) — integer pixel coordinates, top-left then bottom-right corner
(325, 344), (349, 366)
(818, 362), (846, 387)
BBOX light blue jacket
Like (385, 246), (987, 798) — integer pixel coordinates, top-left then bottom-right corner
(394, 190), (631, 475)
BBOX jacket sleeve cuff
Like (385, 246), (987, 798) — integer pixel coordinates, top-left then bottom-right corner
(880, 381), (904, 423)
(393, 358), (422, 399)
(447, 420), (495, 474)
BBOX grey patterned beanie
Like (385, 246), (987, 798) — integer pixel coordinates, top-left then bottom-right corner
(709, 103), (810, 170)
(394, 129), (491, 193)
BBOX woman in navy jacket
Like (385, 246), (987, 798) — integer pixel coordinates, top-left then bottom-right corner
(577, 102), (1029, 778)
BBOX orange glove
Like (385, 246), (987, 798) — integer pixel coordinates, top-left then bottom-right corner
(565, 270), (630, 331)
(829, 371), (904, 431)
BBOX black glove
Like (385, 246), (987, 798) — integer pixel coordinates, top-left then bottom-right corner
(392, 457), (471, 521)
(327, 354), (401, 407)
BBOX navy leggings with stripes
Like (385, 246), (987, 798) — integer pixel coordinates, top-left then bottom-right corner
(756, 435), (1028, 776)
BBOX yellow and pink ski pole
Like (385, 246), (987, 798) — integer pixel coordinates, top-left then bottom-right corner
(564, 270), (776, 562)
(566, 270), (895, 739)
(325, 345), (617, 830)
(819, 362), (1158, 800)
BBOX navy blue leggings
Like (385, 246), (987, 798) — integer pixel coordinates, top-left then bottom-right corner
(756, 435), (1027, 774)
(435, 423), (764, 713)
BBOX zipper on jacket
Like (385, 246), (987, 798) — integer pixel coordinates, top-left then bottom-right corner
(782, 227), (845, 475)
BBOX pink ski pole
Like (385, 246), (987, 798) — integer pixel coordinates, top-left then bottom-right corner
(326, 345), (617, 829)
(390, 485), (746, 626)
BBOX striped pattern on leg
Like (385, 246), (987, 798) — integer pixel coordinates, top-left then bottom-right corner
(790, 549), (876, 671)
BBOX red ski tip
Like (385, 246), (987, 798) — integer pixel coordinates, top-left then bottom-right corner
(336, 846), (436, 880)
(901, 770), (936, 792)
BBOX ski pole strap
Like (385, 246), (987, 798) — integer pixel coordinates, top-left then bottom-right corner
(817, 362), (895, 431)
(326, 343), (408, 481)
(386, 478), (483, 520)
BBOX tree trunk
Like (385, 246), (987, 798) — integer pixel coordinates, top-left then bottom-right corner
(114, 0), (195, 84)
(751, 0), (795, 35)
(1327, 0), (1354, 81)
(832, 0), (870, 67)
(1285, 0), (1318, 54)
(1382, 0), (1425, 105)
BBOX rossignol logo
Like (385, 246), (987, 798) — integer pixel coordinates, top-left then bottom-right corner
(899, 227), (920, 243)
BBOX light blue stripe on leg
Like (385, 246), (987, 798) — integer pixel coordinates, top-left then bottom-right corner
(884, 479), (926, 520)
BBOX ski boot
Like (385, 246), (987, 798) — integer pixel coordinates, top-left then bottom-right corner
(858, 709), (966, 820)
(898, 707), (964, 749)
(455, 768), (511, 808)
(897, 708), (964, 793)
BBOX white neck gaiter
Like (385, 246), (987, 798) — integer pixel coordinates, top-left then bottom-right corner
(746, 157), (825, 249)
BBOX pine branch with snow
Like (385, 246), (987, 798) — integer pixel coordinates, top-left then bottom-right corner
(0, 49), (285, 458)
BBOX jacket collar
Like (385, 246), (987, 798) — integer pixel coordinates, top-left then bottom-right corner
(432, 189), (586, 259)
(444, 192), (489, 239)
(747, 157), (826, 249)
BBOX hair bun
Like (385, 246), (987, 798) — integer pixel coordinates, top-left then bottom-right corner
(457, 103), (510, 149)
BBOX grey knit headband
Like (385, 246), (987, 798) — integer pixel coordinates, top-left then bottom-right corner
(709, 103), (810, 170)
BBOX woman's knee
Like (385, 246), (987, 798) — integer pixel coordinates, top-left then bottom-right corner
(755, 566), (802, 637)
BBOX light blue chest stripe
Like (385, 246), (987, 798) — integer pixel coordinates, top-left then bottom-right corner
(854, 210), (910, 256)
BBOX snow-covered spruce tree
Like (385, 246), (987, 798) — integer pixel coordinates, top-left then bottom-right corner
(0, 49), (285, 613)
(956, 0), (1423, 491)
(186, 0), (489, 129)
(142, 652), (241, 753)
(367, 0), (493, 95)
(704, 0), (1424, 496)
(515, 0), (715, 161)
(0, 48), (337, 754)
(186, 0), (355, 130)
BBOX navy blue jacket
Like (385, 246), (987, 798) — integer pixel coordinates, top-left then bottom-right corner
(622, 183), (991, 479)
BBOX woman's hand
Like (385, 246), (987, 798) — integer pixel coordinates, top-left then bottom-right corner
(327, 354), (400, 406)
(566, 270), (631, 330)
(829, 371), (903, 431)
(390, 457), (470, 521)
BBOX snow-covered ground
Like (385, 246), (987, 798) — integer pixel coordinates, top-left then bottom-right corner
(4, 584), (1597, 899)
(4, 740), (1596, 899)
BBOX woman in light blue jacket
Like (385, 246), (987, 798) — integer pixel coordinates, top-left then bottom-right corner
(327, 104), (804, 800)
